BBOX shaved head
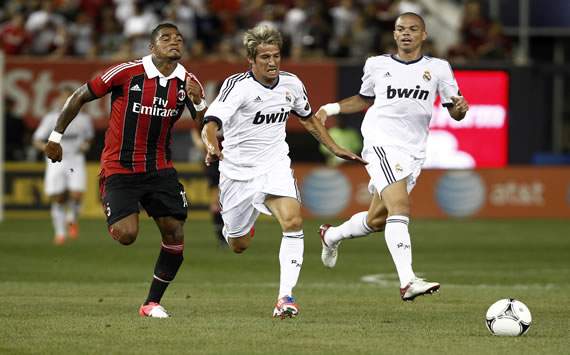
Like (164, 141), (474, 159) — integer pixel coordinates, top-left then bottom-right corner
(396, 12), (426, 30)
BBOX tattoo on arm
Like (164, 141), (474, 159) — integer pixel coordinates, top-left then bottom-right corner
(55, 84), (97, 133)
(302, 118), (337, 151)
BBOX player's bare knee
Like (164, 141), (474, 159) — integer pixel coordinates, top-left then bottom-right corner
(281, 215), (303, 232)
(367, 216), (386, 232)
(161, 227), (184, 245)
(111, 226), (138, 245)
(229, 236), (250, 254)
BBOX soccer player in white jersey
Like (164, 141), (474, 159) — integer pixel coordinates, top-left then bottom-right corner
(201, 25), (366, 318)
(316, 12), (469, 301)
(33, 86), (94, 245)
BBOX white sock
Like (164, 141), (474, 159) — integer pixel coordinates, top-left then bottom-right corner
(67, 199), (81, 224)
(51, 202), (67, 237)
(325, 211), (373, 245)
(385, 215), (415, 287)
(278, 231), (304, 298)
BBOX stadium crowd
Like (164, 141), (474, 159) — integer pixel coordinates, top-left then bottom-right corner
(0, 0), (511, 62)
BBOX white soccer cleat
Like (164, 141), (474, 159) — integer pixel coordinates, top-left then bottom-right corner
(400, 277), (440, 301)
(139, 302), (170, 318)
(319, 224), (340, 268)
(272, 295), (299, 319)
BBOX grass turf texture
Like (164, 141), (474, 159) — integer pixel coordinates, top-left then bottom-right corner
(0, 218), (568, 354)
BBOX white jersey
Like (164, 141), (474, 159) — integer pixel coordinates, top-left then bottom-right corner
(33, 110), (94, 162)
(359, 54), (460, 158)
(205, 71), (312, 180)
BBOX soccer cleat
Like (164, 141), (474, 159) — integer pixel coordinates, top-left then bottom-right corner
(400, 277), (440, 301)
(272, 296), (299, 319)
(53, 235), (65, 246)
(319, 224), (340, 268)
(68, 223), (79, 240)
(139, 302), (170, 318)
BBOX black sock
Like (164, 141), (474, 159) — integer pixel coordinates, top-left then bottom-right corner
(145, 247), (183, 305)
(213, 211), (225, 245)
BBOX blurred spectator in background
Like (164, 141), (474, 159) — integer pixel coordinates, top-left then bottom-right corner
(32, 86), (94, 245)
(447, 0), (510, 62)
(123, 1), (158, 57)
(68, 11), (95, 57)
(283, 0), (308, 60)
(0, 11), (30, 55)
(393, 0), (426, 16)
(96, 7), (124, 58)
(25, 1), (68, 56)
(329, 0), (357, 57)
(0, 0), (517, 62)
(477, 21), (511, 60)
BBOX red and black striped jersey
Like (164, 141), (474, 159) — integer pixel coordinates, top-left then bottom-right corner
(88, 55), (204, 177)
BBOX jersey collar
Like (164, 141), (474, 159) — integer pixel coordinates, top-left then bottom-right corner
(142, 55), (186, 81)
(249, 70), (279, 90)
(390, 54), (424, 65)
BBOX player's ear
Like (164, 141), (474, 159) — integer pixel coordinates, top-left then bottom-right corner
(422, 31), (427, 41)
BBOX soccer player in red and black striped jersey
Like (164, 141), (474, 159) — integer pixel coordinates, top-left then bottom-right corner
(44, 23), (206, 318)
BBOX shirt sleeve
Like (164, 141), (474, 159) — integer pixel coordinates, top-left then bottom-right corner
(32, 113), (55, 141)
(437, 60), (460, 107)
(359, 58), (376, 99)
(87, 61), (133, 98)
(203, 75), (245, 128)
(292, 80), (312, 119)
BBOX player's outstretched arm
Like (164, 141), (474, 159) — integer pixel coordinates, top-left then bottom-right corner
(315, 95), (373, 125)
(447, 96), (469, 121)
(44, 84), (97, 162)
(299, 115), (367, 165)
(201, 121), (223, 166)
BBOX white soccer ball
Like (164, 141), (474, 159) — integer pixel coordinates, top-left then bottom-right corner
(485, 298), (532, 336)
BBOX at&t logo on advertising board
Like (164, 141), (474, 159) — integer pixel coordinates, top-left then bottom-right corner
(301, 168), (350, 216)
(436, 171), (486, 217)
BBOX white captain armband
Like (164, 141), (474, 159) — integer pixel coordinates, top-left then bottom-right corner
(48, 131), (62, 144)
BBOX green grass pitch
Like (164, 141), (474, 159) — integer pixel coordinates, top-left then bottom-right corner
(0, 218), (568, 354)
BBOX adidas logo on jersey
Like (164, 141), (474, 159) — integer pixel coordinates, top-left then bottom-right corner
(254, 96), (262, 103)
(252, 108), (290, 124)
(386, 85), (428, 100)
(130, 84), (142, 91)
(384, 72), (391, 78)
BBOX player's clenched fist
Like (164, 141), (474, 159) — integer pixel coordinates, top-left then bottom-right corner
(451, 96), (469, 115)
(185, 79), (202, 101)
(44, 141), (63, 162)
(204, 144), (223, 166)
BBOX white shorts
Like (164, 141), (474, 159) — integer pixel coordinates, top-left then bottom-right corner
(362, 145), (424, 196)
(219, 159), (300, 238)
(44, 156), (87, 196)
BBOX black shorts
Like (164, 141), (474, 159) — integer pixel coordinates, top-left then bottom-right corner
(100, 168), (188, 225)
(204, 160), (220, 187)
